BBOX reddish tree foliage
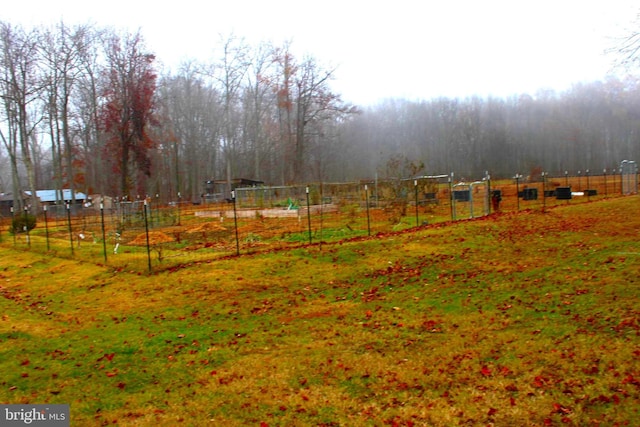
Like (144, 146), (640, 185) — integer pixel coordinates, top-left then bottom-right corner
(100, 31), (158, 198)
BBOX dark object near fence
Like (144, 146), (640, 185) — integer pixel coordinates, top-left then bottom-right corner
(453, 190), (470, 202)
(584, 189), (597, 196)
(544, 190), (556, 197)
(556, 187), (572, 200)
(519, 188), (538, 200)
(491, 190), (502, 211)
(420, 192), (438, 205)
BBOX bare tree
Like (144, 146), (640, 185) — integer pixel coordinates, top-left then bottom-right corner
(160, 60), (222, 202)
(273, 46), (356, 183)
(613, 10), (640, 69)
(0, 22), (43, 212)
(41, 22), (96, 203)
(74, 28), (104, 195)
(273, 42), (296, 185)
(243, 41), (278, 182)
(211, 34), (250, 194)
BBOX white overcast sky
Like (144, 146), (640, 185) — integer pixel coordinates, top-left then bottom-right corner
(5, 0), (639, 106)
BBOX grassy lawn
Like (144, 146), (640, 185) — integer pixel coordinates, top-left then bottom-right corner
(0, 197), (638, 426)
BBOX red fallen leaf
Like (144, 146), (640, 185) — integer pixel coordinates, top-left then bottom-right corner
(480, 366), (492, 377)
(533, 376), (547, 388)
(612, 394), (620, 404)
(210, 370), (217, 376)
(106, 371), (117, 377)
(552, 403), (571, 414)
(543, 419), (552, 426)
(510, 397), (516, 406)
(20, 359), (30, 366)
(97, 353), (115, 363)
(260, 423), (269, 427)
(116, 382), (126, 389)
(499, 366), (512, 376)
(487, 407), (498, 416)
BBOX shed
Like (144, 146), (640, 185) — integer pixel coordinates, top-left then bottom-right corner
(0, 192), (31, 217)
(203, 178), (264, 203)
(25, 189), (87, 205)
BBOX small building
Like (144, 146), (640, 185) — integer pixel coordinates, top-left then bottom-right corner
(203, 178), (264, 203)
(25, 189), (87, 205)
(0, 192), (32, 217)
(88, 194), (114, 210)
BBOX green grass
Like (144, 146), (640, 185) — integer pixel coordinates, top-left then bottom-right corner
(0, 197), (638, 425)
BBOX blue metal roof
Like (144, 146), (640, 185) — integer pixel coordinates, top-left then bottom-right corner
(25, 190), (87, 202)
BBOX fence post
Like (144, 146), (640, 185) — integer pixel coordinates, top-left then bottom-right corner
(603, 169), (607, 196)
(541, 172), (546, 212)
(23, 206), (30, 248)
(177, 192), (182, 225)
(155, 193), (160, 226)
(144, 200), (151, 273)
(486, 172), (492, 215)
(469, 183), (475, 218)
(100, 201), (107, 263)
(232, 190), (239, 256)
(577, 170), (582, 192)
(449, 173), (454, 221)
(66, 203), (74, 255)
(306, 186), (312, 244)
(515, 174), (522, 211)
(620, 166), (623, 195)
(10, 206), (15, 246)
(365, 184), (371, 236)
(44, 205), (50, 251)
(414, 180), (419, 226)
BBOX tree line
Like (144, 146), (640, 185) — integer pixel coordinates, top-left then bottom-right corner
(343, 78), (640, 181)
(0, 22), (356, 209)
(1, 21), (639, 210)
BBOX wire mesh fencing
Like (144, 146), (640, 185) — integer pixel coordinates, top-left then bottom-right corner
(1, 169), (637, 273)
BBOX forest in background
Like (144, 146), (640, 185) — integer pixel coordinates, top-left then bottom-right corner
(1, 21), (639, 208)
